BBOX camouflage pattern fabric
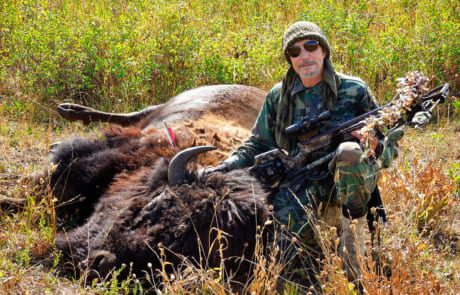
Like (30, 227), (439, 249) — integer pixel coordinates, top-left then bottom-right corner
(224, 72), (378, 170)
(335, 159), (380, 218)
(223, 72), (399, 241)
(271, 152), (386, 242)
(273, 136), (398, 237)
(271, 172), (334, 244)
(221, 71), (402, 290)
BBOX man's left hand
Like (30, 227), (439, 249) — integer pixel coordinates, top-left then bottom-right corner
(385, 127), (404, 146)
(351, 130), (379, 153)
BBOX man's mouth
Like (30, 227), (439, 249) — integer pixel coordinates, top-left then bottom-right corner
(300, 62), (317, 68)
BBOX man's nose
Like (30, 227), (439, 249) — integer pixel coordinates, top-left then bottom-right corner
(298, 48), (313, 58)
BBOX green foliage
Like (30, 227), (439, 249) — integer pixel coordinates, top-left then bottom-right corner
(448, 162), (460, 183)
(0, 0), (458, 116)
(0, 2), (459, 292)
(0, 97), (30, 120)
(453, 100), (460, 116)
(430, 131), (445, 143)
(15, 249), (31, 267)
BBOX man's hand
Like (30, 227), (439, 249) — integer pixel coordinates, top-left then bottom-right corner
(197, 163), (229, 178)
(205, 164), (229, 174)
(351, 130), (379, 153)
(385, 127), (404, 146)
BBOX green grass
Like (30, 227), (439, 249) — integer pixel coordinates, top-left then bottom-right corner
(1, 0), (458, 115)
(0, 0), (459, 294)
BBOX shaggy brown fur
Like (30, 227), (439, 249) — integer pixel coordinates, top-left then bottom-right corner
(49, 125), (194, 219)
(49, 127), (270, 283)
(40, 84), (273, 284)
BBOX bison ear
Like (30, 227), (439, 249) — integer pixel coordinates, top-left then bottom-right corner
(168, 146), (216, 186)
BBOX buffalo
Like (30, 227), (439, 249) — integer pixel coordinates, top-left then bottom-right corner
(41, 84), (274, 285)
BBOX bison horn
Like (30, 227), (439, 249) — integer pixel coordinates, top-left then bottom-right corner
(168, 146), (216, 186)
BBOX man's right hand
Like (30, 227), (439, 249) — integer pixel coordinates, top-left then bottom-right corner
(198, 163), (229, 178)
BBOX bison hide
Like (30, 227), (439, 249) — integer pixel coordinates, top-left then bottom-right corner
(48, 120), (270, 285)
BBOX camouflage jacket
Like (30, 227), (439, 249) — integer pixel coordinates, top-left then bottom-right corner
(224, 73), (381, 170)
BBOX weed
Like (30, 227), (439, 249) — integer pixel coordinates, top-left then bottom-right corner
(0, 0), (459, 293)
(1, 0), (458, 118)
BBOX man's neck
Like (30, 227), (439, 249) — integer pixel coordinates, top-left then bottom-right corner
(300, 74), (323, 88)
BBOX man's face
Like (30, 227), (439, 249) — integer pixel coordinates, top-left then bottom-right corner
(288, 39), (326, 81)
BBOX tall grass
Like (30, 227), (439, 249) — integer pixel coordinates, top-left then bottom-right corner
(0, 0), (458, 118)
(0, 0), (459, 294)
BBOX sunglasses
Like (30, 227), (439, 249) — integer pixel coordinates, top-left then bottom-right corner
(287, 40), (320, 58)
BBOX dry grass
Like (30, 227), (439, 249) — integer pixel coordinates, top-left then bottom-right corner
(0, 112), (459, 294)
(1, 0), (458, 292)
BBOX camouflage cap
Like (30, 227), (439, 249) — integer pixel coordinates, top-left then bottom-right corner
(282, 21), (331, 63)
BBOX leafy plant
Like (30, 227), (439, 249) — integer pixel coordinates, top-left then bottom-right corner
(1, 0), (458, 116)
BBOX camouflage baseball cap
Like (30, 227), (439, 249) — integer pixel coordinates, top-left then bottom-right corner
(282, 21), (331, 63)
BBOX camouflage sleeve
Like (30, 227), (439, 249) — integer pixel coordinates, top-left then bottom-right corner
(379, 142), (398, 168)
(359, 85), (379, 113)
(222, 86), (280, 170)
(379, 127), (404, 168)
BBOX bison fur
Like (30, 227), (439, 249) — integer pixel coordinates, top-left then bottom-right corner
(49, 130), (270, 284)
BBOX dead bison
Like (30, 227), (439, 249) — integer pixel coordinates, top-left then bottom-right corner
(47, 84), (270, 283)
(57, 84), (266, 130)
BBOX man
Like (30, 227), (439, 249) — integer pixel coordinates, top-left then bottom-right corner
(206, 21), (400, 289)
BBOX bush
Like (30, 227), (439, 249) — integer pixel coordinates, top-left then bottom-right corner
(0, 0), (458, 117)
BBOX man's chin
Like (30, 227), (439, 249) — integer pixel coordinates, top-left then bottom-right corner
(300, 71), (320, 79)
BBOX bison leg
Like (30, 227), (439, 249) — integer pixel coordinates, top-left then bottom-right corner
(57, 103), (162, 126)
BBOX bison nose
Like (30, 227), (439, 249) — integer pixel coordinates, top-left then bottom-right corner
(168, 146), (216, 186)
